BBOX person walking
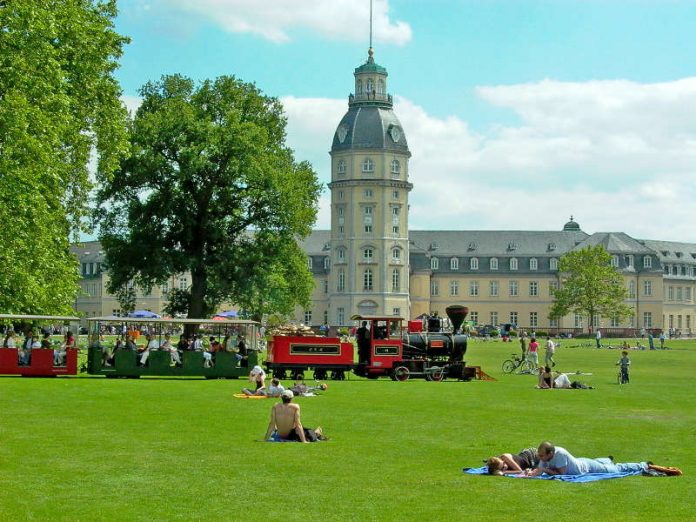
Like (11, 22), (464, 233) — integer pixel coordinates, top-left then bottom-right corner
(544, 336), (556, 367)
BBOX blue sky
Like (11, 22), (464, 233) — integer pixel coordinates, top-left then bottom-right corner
(115, 1), (696, 242)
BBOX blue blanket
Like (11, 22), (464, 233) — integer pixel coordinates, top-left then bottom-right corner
(463, 466), (642, 482)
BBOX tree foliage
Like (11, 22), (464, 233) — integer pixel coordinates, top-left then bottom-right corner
(549, 245), (633, 330)
(0, 1), (129, 314)
(95, 75), (322, 319)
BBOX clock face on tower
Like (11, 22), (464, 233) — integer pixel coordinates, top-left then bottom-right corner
(389, 125), (401, 143)
(337, 124), (349, 143)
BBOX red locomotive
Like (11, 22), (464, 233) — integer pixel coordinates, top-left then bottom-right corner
(265, 305), (473, 381)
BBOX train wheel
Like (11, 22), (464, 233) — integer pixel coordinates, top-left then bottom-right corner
(293, 371), (305, 381)
(393, 366), (409, 382)
(313, 369), (327, 381)
(274, 370), (287, 380)
(430, 367), (445, 382)
(502, 360), (515, 374)
(331, 370), (346, 381)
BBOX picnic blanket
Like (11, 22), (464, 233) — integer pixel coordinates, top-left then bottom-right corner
(463, 466), (642, 482)
(233, 393), (269, 399)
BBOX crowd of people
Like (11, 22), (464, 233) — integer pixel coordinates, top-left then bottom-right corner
(2, 328), (75, 366)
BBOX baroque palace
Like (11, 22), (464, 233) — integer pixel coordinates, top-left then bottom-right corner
(74, 48), (696, 333)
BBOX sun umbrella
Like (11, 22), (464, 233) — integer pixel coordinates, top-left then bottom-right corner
(128, 310), (161, 319)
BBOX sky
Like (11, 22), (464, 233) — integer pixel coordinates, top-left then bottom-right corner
(115, 0), (696, 242)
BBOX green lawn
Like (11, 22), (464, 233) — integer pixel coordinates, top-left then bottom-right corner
(0, 339), (693, 521)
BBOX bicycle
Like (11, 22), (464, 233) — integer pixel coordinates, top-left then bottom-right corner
(502, 353), (536, 375)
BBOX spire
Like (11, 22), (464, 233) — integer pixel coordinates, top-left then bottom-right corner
(369, 0), (373, 49)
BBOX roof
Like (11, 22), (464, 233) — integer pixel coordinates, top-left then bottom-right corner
(87, 317), (259, 325)
(638, 239), (696, 263)
(575, 233), (655, 254)
(331, 106), (410, 153)
(408, 230), (589, 256)
(0, 314), (81, 321)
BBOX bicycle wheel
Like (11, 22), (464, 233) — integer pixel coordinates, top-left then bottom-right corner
(502, 360), (515, 374)
(517, 360), (533, 375)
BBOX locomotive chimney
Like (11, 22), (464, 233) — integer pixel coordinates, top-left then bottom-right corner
(445, 305), (469, 333)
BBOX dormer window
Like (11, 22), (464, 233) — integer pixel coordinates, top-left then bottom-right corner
(626, 255), (634, 268)
(550, 258), (559, 270)
(470, 257), (479, 270)
(611, 255), (619, 268)
(529, 258), (538, 271)
(362, 158), (374, 173)
(307, 257), (313, 269)
(490, 258), (499, 270)
(510, 257), (518, 270)
(323, 257), (330, 270)
(431, 257), (439, 270)
(643, 256), (652, 268)
(451, 258), (459, 270)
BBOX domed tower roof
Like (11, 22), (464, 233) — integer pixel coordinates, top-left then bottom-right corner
(331, 48), (410, 156)
(563, 216), (581, 231)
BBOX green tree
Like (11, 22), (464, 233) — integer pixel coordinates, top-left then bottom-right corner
(95, 75), (321, 319)
(549, 245), (633, 331)
(0, 1), (129, 314)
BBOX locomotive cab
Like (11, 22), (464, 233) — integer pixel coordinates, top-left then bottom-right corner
(352, 315), (404, 378)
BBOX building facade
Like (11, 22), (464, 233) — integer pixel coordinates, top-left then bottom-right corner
(72, 48), (696, 333)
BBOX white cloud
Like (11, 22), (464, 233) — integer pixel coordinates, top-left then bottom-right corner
(148, 0), (411, 45)
(279, 78), (696, 242)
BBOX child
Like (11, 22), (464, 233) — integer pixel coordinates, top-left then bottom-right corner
(617, 350), (630, 384)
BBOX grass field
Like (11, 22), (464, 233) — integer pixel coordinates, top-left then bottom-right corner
(0, 338), (694, 521)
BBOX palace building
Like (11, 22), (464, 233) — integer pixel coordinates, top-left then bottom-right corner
(73, 47), (696, 333)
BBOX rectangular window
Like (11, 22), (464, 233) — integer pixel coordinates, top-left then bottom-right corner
(610, 315), (620, 327)
(549, 281), (559, 296)
(392, 270), (400, 292)
(364, 225), (372, 233)
(179, 277), (187, 290)
(509, 280), (518, 297)
(392, 226), (399, 235)
(668, 286), (674, 300)
(686, 287), (692, 302)
(643, 280), (652, 296)
(392, 190), (399, 199)
(364, 189), (373, 198)
(628, 281), (636, 298)
(337, 307), (345, 325)
(337, 270), (345, 292)
(490, 312), (498, 325)
(529, 281), (538, 297)
(509, 312), (518, 325)
(470, 311), (478, 325)
(450, 280), (459, 296)
(529, 312), (538, 328)
(469, 281), (479, 297)
(574, 314), (583, 328)
(323, 280), (329, 294)
(643, 312), (652, 328)
(431, 280), (439, 296)
(549, 317), (558, 327)
(489, 280), (499, 297)
(643, 256), (652, 268)
(392, 307), (401, 317)
(304, 311), (312, 325)
(162, 282), (169, 294)
(676, 287), (683, 301)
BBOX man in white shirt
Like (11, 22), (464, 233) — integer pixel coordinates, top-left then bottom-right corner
(139, 334), (159, 366)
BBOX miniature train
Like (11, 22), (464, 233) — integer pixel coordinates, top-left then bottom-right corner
(265, 305), (473, 381)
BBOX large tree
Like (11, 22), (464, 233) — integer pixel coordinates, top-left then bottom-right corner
(549, 245), (633, 331)
(95, 75), (322, 319)
(0, 1), (129, 314)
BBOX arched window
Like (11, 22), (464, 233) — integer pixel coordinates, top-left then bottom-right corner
(362, 158), (374, 173)
(391, 159), (400, 174)
(550, 258), (558, 270)
(363, 269), (373, 291)
(470, 257), (479, 270)
(377, 79), (384, 94)
(337, 160), (346, 174)
(450, 258), (459, 270)
(490, 257), (499, 270)
(431, 257), (439, 270)
(366, 78), (374, 93)
(337, 269), (345, 292)
(391, 269), (400, 292)
(529, 258), (538, 270)
(356, 80), (363, 94)
(510, 257), (518, 270)
(392, 248), (401, 262)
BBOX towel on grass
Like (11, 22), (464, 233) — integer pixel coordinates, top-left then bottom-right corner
(463, 466), (642, 482)
(233, 393), (269, 399)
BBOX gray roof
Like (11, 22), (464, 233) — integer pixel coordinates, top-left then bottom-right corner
(638, 239), (696, 263)
(575, 233), (655, 254)
(331, 106), (409, 153)
(299, 230), (331, 255)
(408, 230), (589, 256)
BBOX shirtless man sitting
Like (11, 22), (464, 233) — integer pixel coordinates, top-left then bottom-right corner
(263, 390), (325, 443)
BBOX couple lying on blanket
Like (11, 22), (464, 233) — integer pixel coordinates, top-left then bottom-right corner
(486, 441), (682, 477)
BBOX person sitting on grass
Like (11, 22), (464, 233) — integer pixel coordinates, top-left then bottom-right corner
(537, 368), (591, 389)
(243, 377), (284, 397)
(486, 447), (539, 475)
(263, 390), (326, 443)
(524, 441), (682, 477)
